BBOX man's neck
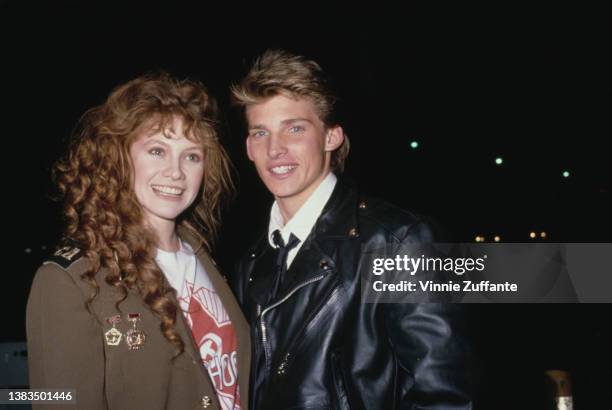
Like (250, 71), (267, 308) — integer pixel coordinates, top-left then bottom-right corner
(276, 172), (332, 224)
(267, 172), (338, 257)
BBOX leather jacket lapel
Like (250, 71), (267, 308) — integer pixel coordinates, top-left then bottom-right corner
(261, 179), (360, 302)
(282, 236), (337, 293)
(313, 178), (360, 240)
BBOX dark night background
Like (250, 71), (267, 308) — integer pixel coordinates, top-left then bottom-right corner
(1, 2), (610, 408)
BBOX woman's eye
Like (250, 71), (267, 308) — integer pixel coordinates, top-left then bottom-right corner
(149, 147), (164, 156)
(186, 153), (201, 162)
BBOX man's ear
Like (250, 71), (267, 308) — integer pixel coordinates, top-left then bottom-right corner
(324, 126), (344, 152)
(246, 136), (254, 161)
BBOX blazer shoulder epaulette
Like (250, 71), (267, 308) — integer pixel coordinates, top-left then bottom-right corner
(44, 243), (86, 271)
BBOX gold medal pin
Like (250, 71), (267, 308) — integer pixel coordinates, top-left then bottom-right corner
(104, 315), (123, 346)
(126, 313), (146, 350)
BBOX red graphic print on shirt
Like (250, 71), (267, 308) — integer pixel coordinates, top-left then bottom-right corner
(181, 282), (240, 410)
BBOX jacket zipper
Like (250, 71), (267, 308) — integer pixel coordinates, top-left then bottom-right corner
(274, 285), (342, 377)
(259, 273), (326, 369)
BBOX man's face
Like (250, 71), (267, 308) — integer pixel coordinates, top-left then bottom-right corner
(246, 94), (343, 215)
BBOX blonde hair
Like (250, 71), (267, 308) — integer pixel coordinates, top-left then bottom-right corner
(231, 49), (350, 172)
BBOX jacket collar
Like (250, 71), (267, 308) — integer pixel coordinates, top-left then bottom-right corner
(268, 172), (338, 247)
(313, 177), (360, 240)
(289, 179), (360, 283)
(248, 178), (361, 258)
(248, 178), (361, 301)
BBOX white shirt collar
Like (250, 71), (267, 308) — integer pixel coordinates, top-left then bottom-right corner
(268, 172), (337, 248)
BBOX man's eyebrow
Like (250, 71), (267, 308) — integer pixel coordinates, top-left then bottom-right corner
(248, 124), (269, 131)
(248, 118), (314, 131)
(280, 118), (313, 126)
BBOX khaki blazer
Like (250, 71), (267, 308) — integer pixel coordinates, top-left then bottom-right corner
(26, 236), (250, 410)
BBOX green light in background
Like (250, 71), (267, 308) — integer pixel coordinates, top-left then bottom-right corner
(410, 141), (419, 149)
(495, 157), (503, 165)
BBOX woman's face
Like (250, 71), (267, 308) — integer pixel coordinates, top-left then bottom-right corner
(129, 117), (205, 230)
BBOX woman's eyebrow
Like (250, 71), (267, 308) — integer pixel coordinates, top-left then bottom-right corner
(143, 137), (169, 146)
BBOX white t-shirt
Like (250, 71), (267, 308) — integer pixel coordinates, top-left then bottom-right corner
(156, 240), (240, 410)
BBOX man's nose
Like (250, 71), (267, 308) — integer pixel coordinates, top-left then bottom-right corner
(267, 133), (287, 158)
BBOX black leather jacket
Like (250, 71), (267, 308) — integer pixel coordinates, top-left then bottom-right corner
(233, 180), (472, 410)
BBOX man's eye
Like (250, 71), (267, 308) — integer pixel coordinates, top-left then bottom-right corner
(250, 130), (267, 138)
(149, 147), (164, 156)
(186, 153), (201, 162)
(289, 126), (304, 133)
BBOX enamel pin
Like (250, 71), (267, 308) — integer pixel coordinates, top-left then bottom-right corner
(104, 315), (123, 346)
(126, 313), (146, 350)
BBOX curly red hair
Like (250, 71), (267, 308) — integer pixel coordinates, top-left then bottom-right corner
(53, 72), (233, 356)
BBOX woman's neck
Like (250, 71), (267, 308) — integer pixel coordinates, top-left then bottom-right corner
(157, 232), (180, 252)
(148, 218), (180, 252)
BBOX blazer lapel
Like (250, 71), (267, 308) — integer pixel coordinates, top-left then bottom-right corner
(176, 226), (250, 408)
(165, 288), (207, 374)
(195, 249), (251, 408)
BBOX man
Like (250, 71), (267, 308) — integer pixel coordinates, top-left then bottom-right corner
(231, 49), (472, 409)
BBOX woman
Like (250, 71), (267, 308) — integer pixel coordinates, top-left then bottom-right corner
(26, 73), (249, 410)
